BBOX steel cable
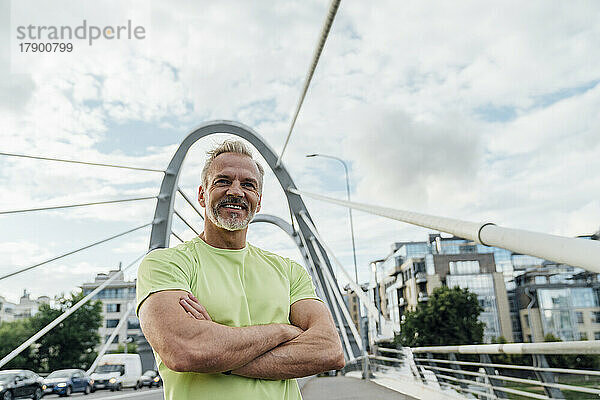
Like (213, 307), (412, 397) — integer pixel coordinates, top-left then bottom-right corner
(275, 0), (341, 167)
(0, 196), (157, 215)
(0, 152), (164, 173)
(0, 223), (151, 281)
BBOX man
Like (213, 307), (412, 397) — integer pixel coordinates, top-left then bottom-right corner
(136, 140), (345, 400)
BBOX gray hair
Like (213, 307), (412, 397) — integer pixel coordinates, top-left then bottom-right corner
(201, 139), (265, 191)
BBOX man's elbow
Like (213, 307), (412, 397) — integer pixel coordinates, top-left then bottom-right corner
(162, 347), (224, 373)
(329, 350), (346, 370)
(161, 349), (195, 372)
(325, 338), (345, 370)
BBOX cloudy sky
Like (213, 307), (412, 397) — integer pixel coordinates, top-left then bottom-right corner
(1, 0), (599, 303)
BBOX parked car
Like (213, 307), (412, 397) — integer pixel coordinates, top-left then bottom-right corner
(0, 370), (44, 400)
(90, 354), (142, 391)
(137, 370), (162, 388)
(42, 368), (93, 396)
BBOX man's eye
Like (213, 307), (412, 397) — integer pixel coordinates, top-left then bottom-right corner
(215, 179), (230, 185)
(242, 183), (256, 189)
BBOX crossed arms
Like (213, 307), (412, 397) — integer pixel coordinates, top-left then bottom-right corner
(138, 291), (345, 379)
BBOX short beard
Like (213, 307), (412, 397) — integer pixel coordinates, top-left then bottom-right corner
(207, 197), (255, 232)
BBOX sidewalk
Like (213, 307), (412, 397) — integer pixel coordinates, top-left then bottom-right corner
(300, 376), (418, 400)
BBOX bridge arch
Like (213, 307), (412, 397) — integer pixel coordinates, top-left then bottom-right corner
(149, 120), (361, 359)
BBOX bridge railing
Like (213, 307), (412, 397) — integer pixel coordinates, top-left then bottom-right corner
(408, 340), (600, 399)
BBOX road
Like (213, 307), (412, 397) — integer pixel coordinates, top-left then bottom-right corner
(42, 387), (164, 400)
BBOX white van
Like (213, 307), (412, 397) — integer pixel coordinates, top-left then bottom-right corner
(90, 354), (142, 391)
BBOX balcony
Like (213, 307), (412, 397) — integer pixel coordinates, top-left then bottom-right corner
(415, 272), (427, 283)
(398, 297), (406, 306)
(417, 292), (429, 302)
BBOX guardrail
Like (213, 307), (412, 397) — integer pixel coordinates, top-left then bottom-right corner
(410, 340), (600, 399)
(339, 342), (600, 399)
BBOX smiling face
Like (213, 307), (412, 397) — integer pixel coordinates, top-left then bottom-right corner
(198, 152), (262, 232)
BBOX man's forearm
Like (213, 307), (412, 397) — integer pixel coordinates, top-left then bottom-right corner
(231, 327), (345, 380)
(139, 293), (302, 374)
(176, 321), (301, 373)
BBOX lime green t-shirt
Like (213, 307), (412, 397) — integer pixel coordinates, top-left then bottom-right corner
(136, 236), (320, 400)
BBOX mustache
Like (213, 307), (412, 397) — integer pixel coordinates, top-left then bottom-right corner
(216, 197), (249, 209)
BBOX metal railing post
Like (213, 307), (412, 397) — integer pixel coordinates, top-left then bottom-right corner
(534, 354), (565, 399)
(424, 352), (441, 387)
(405, 348), (425, 384)
(448, 353), (469, 390)
(480, 353), (508, 398)
(361, 314), (370, 381)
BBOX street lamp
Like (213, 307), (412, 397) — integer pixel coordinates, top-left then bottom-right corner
(370, 260), (385, 335)
(306, 154), (359, 285)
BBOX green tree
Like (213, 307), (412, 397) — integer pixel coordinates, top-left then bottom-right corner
(112, 342), (138, 354)
(29, 292), (103, 372)
(396, 286), (485, 347)
(0, 319), (36, 369)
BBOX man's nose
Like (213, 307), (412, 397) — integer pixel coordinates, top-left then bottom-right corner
(226, 181), (244, 197)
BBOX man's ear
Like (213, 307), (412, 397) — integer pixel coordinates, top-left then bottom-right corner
(198, 186), (206, 208)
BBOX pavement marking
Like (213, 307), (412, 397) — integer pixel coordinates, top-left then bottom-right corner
(91, 390), (164, 400)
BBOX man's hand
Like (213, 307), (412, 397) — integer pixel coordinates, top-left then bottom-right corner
(179, 293), (212, 321)
(179, 294), (304, 338)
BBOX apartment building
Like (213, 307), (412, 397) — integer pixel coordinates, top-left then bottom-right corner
(374, 235), (514, 343)
(514, 266), (600, 342)
(80, 268), (154, 371)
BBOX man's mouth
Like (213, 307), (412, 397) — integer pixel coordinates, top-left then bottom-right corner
(219, 202), (248, 211)
(222, 204), (244, 210)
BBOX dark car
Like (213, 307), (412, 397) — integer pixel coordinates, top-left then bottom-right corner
(0, 370), (44, 400)
(42, 369), (93, 397)
(137, 370), (162, 388)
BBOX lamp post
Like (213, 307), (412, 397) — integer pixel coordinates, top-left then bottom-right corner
(371, 260), (384, 335)
(307, 153), (366, 378)
(306, 154), (359, 284)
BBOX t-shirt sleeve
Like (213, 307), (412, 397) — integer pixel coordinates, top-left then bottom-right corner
(136, 248), (193, 317)
(289, 260), (322, 305)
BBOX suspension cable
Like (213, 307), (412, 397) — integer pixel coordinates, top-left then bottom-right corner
(275, 0), (341, 168)
(173, 210), (201, 236)
(297, 210), (386, 321)
(0, 152), (165, 173)
(0, 223), (151, 281)
(309, 236), (362, 352)
(171, 231), (185, 243)
(0, 196), (157, 215)
(0, 253), (145, 369)
(177, 187), (204, 220)
(309, 236), (355, 359)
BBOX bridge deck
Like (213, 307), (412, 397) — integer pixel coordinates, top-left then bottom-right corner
(301, 376), (417, 400)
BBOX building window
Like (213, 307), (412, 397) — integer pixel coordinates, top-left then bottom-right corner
(594, 312), (600, 324)
(106, 303), (121, 313)
(106, 319), (119, 328)
(576, 311), (584, 324)
(534, 276), (547, 285)
(104, 335), (119, 344)
(595, 332), (600, 340)
(459, 244), (477, 253)
(580, 332), (588, 340)
(571, 288), (599, 308)
(448, 260), (480, 275)
(127, 317), (140, 330)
